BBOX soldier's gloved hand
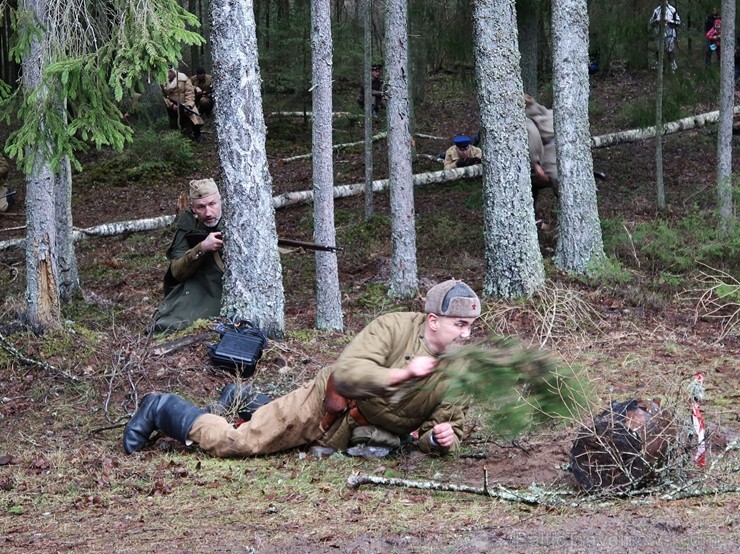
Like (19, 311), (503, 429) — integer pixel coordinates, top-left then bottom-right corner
(470, 157), (482, 165)
(456, 158), (471, 168)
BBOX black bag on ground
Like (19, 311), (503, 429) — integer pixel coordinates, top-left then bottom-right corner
(207, 321), (268, 378)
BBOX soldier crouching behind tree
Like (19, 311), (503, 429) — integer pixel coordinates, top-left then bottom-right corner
(125, 280), (481, 458)
(162, 63), (204, 143)
(152, 179), (224, 333)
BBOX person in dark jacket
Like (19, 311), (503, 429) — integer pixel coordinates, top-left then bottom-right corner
(126, 279), (481, 458)
(152, 179), (224, 333)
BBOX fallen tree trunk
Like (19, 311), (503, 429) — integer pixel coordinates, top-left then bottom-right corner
(0, 215), (176, 252)
(280, 132), (388, 163)
(2, 107), (733, 253)
(272, 165), (481, 209)
(591, 106), (740, 149)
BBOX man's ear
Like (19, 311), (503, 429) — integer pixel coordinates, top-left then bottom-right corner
(427, 313), (439, 331)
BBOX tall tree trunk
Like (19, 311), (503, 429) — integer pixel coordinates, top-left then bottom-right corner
(22, 0), (61, 329)
(385, 0), (418, 299)
(717, 0), (735, 238)
(311, 0), (343, 331)
(211, 0), (285, 339)
(552, 0), (605, 274)
(474, 0), (544, 299)
(517, 0), (539, 97)
(55, 153), (79, 302)
(363, 0), (374, 220)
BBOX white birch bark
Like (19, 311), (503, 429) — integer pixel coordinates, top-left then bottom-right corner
(385, 0), (418, 298)
(717, 0), (735, 237)
(552, 0), (605, 274)
(474, 0), (544, 299)
(311, 0), (343, 331)
(211, 0), (285, 339)
(22, 0), (61, 329)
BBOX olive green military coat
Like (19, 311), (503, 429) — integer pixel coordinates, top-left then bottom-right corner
(152, 209), (223, 332)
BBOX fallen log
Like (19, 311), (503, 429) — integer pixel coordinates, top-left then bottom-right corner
(279, 132), (388, 163)
(591, 106), (740, 149)
(272, 165), (482, 209)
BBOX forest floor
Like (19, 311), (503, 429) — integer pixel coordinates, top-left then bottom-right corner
(0, 65), (739, 553)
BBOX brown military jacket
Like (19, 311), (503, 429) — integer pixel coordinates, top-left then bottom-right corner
(163, 72), (204, 126)
(443, 144), (483, 171)
(322, 312), (467, 453)
(190, 73), (213, 95)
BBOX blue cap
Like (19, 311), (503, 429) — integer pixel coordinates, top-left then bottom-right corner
(453, 135), (471, 146)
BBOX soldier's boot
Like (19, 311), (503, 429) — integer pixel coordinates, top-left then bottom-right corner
(207, 383), (272, 422)
(193, 125), (203, 143)
(123, 393), (204, 454)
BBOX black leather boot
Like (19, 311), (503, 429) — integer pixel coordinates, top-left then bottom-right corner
(123, 393), (204, 454)
(207, 383), (272, 421)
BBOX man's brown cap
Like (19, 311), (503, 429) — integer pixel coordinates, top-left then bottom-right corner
(189, 178), (219, 200)
(424, 279), (481, 318)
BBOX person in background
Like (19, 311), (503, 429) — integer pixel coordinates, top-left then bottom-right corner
(443, 135), (482, 170)
(0, 154), (13, 213)
(649, 2), (681, 72)
(704, 8), (721, 66)
(705, 17), (722, 66)
(163, 63), (204, 143)
(357, 63), (385, 117)
(190, 67), (214, 117)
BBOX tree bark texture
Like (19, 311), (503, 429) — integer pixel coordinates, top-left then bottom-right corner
(55, 151), (79, 302)
(22, 0), (61, 330)
(654, 0), (667, 210)
(385, 0), (418, 299)
(716, 0), (735, 237)
(311, 0), (344, 331)
(363, 0), (374, 220)
(552, 0), (605, 275)
(211, 0), (285, 339)
(473, 0), (544, 300)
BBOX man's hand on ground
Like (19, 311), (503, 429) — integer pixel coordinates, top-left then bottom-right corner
(431, 422), (455, 448)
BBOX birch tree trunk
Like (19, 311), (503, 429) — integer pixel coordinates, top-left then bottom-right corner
(385, 0), (418, 299)
(22, 0), (61, 330)
(363, 0), (374, 220)
(552, 0), (605, 275)
(517, 0), (539, 97)
(474, 0), (544, 299)
(211, 0), (285, 339)
(311, 0), (343, 331)
(717, 0), (735, 238)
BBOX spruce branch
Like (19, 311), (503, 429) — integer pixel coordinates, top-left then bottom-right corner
(439, 336), (593, 439)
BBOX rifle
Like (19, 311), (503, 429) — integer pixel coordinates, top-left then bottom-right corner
(164, 96), (200, 117)
(1, 190), (16, 200)
(185, 231), (342, 253)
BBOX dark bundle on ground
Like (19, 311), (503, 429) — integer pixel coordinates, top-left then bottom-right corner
(570, 398), (676, 492)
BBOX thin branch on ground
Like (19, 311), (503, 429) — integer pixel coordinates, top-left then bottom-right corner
(0, 329), (81, 383)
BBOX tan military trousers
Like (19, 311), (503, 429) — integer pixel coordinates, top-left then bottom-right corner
(188, 378), (328, 458)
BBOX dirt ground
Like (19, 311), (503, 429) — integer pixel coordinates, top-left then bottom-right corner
(1, 67), (739, 553)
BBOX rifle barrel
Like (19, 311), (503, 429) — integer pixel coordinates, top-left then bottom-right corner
(278, 238), (342, 253)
